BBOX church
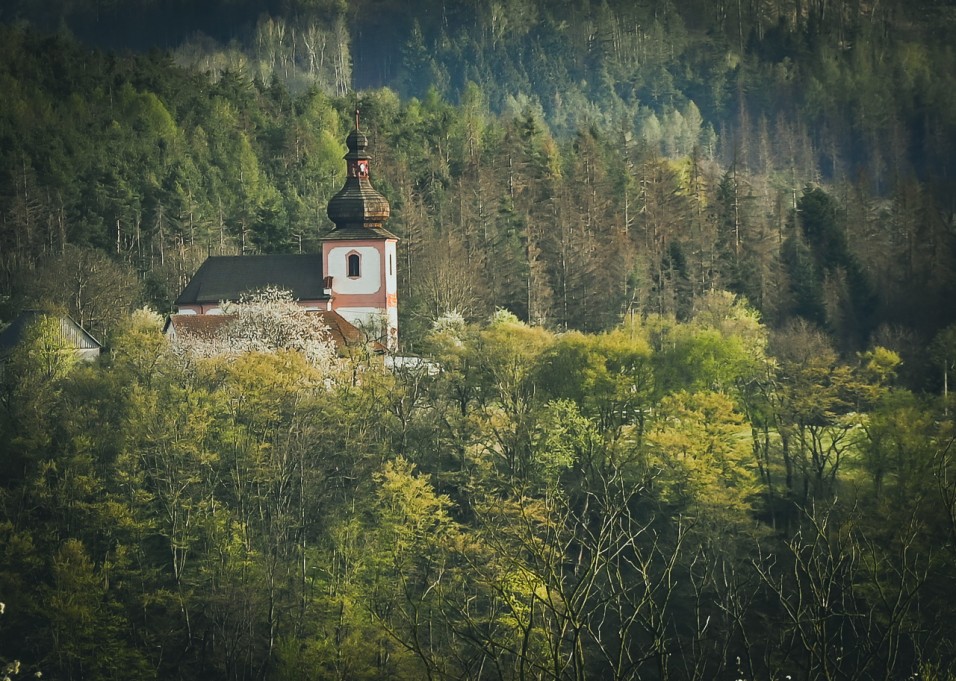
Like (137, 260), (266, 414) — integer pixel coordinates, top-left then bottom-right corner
(170, 117), (399, 352)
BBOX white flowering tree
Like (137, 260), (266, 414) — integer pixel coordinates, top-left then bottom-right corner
(225, 287), (335, 365)
(175, 287), (337, 370)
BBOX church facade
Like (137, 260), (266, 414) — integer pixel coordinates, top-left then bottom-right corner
(173, 118), (399, 351)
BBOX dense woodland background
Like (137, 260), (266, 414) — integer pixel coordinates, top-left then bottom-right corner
(2, 0), (956, 679)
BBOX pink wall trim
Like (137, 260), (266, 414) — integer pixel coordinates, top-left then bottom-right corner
(178, 299), (330, 314)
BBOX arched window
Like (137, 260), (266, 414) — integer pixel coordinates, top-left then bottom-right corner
(347, 253), (361, 278)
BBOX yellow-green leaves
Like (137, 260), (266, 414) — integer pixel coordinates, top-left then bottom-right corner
(647, 390), (759, 514)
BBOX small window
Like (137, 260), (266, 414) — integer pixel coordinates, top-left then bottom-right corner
(389, 254), (394, 276)
(347, 253), (361, 278)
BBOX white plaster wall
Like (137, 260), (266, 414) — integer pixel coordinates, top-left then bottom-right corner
(327, 246), (381, 294)
(335, 306), (381, 331)
(387, 306), (399, 351)
(387, 306), (398, 335)
(385, 241), (397, 295)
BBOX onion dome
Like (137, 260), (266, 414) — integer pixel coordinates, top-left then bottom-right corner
(326, 114), (391, 230)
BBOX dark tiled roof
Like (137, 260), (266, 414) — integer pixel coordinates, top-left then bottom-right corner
(314, 310), (369, 349)
(165, 310), (374, 354)
(163, 314), (232, 340)
(174, 254), (329, 307)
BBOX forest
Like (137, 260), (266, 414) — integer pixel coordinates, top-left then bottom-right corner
(1, 0), (956, 679)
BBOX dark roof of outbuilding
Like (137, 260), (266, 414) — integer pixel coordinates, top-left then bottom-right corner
(174, 254), (329, 307)
(0, 310), (101, 355)
(163, 313), (232, 341)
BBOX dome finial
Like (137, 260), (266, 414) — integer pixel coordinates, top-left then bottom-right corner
(327, 116), (390, 229)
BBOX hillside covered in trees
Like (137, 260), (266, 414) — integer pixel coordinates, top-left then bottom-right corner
(1, 0), (955, 356)
(2, 1), (956, 679)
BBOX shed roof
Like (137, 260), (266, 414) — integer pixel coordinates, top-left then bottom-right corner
(0, 310), (102, 356)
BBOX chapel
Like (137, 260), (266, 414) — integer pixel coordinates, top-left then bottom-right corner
(171, 116), (399, 352)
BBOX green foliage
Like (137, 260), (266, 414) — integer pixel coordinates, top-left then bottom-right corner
(45, 539), (153, 680)
(0, 304), (954, 679)
(6, 314), (78, 384)
(860, 388), (936, 504)
(535, 328), (654, 436)
(647, 389), (760, 514)
(0, 314), (78, 470)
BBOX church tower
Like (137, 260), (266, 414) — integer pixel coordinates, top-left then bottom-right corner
(324, 113), (399, 351)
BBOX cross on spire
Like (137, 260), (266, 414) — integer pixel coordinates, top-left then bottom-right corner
(355, 108), (360, 131)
